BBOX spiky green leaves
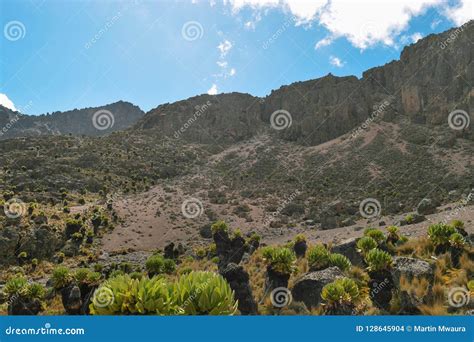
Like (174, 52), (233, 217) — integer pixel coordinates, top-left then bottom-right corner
(90, 271), (238, 316)
(364, 249), (393, 272)
(321, 278), (359, 306)
(261, 246), (296, 275)
(427, 223), (456, 246)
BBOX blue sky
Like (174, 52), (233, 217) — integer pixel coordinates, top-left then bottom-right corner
(0, 0), (471, 115)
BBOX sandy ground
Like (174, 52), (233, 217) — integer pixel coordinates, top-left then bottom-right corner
(100, 179), (473, 253)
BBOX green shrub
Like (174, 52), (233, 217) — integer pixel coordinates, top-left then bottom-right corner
(90, 274), (178, 315)
(328, 253), (352, 271)
(145, 255), (176, 277)
(321, 278), (359, 306)
(468, 280), (474, 291)
(427, 223), (456, 246)
(363, 228), (385, 244)
(51, 267), (72, 289)
(74, 268), (101, 286)
(448, 233), (465, 248)
(364, 249), (393, 272)
(261, 246), (296, 274)
(90, 272), (237, 315)
(307, 245), (330, 270)
(386, 226), (400, 240)
(211, 220), (228, 235)
(356, 237), (377, 255)
(174, 271), (238, 315)
(450, 220), (464, 230)
(405, 214), (414, 224)
(4, 277), (45, 301)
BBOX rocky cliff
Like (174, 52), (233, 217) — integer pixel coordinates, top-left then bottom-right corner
(137, 21), (473, 146)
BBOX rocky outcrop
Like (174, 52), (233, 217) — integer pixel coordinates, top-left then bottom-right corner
(0, 101), (144, 140)
(291, 267), (344, 309)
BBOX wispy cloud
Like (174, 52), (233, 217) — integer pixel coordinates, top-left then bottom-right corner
(329, 55), (344, 68)
(226, 0), (472, 49)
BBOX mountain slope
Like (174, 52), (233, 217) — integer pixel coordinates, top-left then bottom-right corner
(0, 101), (144, 139)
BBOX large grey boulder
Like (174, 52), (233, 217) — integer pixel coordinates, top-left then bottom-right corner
(391, 256), (434, 287)
(291, 267), (344, 308)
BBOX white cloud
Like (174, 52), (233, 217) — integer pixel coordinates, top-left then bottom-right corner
(315, 36), (333, 49)
(217, 40), (233, 58)
(226, 0), (473, 49)
(207, 84), (218, 95)
(229, 68), (236, 76)
(444, 0), (472, 26)
(411, 32), (423, 43)
(217, 61), (228, 68)
(329, 55), (344, 67)
(0, 93), (17, 111)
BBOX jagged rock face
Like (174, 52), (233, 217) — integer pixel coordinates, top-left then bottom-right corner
(391, 257), (434, 287)
(138, 93), (263, 144)
(0, 101), (144, 140)
(135, 21), (473, 146)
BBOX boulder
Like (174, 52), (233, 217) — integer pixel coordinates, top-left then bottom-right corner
(416, 198), (437, 215)
(220, 263), (258, 315)
(331, 238), (365, 267)
(199, 224), (212, 239)
(291, 267), (344, 308)
(391, 257), (434, 287)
